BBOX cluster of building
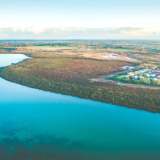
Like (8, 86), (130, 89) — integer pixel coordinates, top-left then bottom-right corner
(125, 66), (160, 82)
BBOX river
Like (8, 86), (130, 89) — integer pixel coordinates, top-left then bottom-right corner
(0, 54), (160, 160)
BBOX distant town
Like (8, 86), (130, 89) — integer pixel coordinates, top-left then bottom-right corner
(109, 66), (160, 86)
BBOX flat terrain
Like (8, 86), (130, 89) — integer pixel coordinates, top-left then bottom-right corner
(1, 40), (160, 113)
(19, 46), (75, 50)
(15, 47), (139, 62)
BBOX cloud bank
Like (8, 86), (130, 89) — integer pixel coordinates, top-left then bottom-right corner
(0, 25), (160, 39)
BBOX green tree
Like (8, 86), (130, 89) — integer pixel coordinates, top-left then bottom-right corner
(140, 78), (150, 84)
(151, 79), (160, 86)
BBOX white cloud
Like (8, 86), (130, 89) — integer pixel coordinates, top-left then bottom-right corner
(0, 26), (160, 39)
(120, 28), (148, 36)
(51, 27), (88, 34)
(12, 27), (26, 32)
(104, 27), (160, 37)
(27, 24), (45, 34)
(119, 28), (153, 36)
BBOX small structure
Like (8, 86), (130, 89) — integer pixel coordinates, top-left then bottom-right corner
(108, 54), (118, 59)
(135, 71), (141, 74)
(157, 76), (160, 79)
(152, 71), (160, 75)
(133, 75), (138, 80)
(139, 76), (144, 79)
(122, 66), (135, 70)
(128, 72), (135, 76)
(145, 73), (151, 77)
(112, 54), (119, 56)
(125, 75), (130, 79)
(153, 78), (158, 81)
(151, 74), (156, 78)
(150, 66), (157, 69)
(140, 68), (149, 73)
(100, 54), (119, 59)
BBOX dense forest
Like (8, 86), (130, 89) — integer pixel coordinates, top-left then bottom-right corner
(0, 51), (160, 113)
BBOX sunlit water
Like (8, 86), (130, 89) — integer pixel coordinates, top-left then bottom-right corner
(0, 54), (160, 160)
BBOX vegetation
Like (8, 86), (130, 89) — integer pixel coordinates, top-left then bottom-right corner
(1, 48), (160, 113)
(1, 40), (160, 53)
(1, 40), (160, 113)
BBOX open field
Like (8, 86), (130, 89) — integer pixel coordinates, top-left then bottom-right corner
(21, 46), (74, 50)
(13, 48), (140, 62)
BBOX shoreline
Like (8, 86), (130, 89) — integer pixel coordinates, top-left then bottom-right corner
(1, 53), (160, 113)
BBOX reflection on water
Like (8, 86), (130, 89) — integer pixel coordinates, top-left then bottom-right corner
(1, 54), (160, 160)
(0, 54), (29, 67)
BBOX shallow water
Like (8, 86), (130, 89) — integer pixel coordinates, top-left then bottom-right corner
(0, 54), (160, 160)
(0, 54), (29, 67)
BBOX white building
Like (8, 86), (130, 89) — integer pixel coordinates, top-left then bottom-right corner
(145, 73), (150, 77)
(133, 76), (138, 80)
(153, 78), (158, 81)
(151, 74), (156, 78)
(126, 75), (130, 78)
(122, 66), (135, 70)
(128, 72), (135, 76)
(139, 76), (144, 79)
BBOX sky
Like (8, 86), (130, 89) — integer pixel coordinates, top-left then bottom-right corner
(0, 0), (160, 39)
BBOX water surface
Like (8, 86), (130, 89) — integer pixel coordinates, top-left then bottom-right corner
(0, 54), (160, 160)
(0, 54), (29, 67)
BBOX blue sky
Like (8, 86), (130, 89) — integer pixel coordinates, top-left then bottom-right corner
(0, 0), (160, 39)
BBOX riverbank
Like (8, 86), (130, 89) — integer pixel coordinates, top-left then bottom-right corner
(0, 53), (160, 113)
(92, 76), (160, 90)
(2, 66), (160, 160)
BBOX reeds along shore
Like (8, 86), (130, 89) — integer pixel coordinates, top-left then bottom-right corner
(0, 52), (160, 113)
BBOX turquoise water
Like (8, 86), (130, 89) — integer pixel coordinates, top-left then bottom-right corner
(1, 54), (160, 160)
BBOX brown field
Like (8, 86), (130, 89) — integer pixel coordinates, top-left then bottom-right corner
(31, 58), (133, 82)
(13, 47), (140, 62)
